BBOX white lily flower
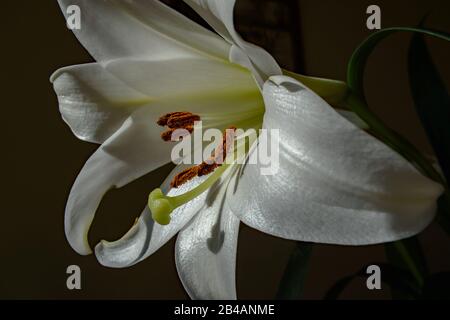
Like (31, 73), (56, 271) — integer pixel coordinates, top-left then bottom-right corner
(51, 0), (443, 299)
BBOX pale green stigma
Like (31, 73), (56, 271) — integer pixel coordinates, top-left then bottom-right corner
(149, 113), (259, 226)
(148, 163), (231, 225)
(148, 189), (174, 225)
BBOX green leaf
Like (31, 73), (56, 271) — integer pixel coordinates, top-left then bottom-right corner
(345, 26), (450, 292)
(285, 70), (349, 107)
(276, 242), (313, 299)
(348, 27), (450, 102)
(345, 27), (450, 236)
(408, 31), (450, 183)
(384, 237), (429, 297)
(345, 27), (449, 185)
(408, 31), (450, 233)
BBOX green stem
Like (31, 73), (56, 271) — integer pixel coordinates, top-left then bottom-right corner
(393, 241), (425, 287)
(345, 94), (445, 185)
(276, 242), (313, 299)
(345, 93), (446, 290)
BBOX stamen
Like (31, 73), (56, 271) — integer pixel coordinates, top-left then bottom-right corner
(209, 126), (237, 165)
(170, 127), (237, 188)
(167, 113), (200, 129)
(148, 130), (257, 226)
(170, 166), (199, 188)
(148, 163), (231, 225)
(160, 126), (193, 142)
(157, 112), (189, 126)
(157, 112), (200, 142)
(197, 162), (219, 177)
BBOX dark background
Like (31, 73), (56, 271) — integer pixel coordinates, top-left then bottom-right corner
(2, 0), (449, 299)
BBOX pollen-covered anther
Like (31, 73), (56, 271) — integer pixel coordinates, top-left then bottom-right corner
(157, 112), (200, 142)
(197, 162), (219, 177)
(157, 112), (187, 126)
(167, 113), (200, 128)
(160, 126), (194, 142)
(170, 127), (237, 188)
(170, 166), (200, 188)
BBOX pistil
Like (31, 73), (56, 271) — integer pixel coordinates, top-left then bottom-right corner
(170, 126), (236, 188)
(150, 111), (257, 225)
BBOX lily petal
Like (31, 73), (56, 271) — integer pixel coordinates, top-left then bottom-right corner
(103, 57), (257, 101)
(95, 165), (229, 268)
(52, 58), (261, 144)
(227, 75), (443, 245)
(51, 63), (149, 144)
(337, 110), (369, 130)
(175, 173), (239, 300)
(184, 0), (282, 83)
(65, 106), (174, 255)
(57, 0), (229, 62)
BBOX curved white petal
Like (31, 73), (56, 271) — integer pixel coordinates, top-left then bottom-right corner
(336, 110), (369, 130)
(51, 63), (150, 144)
(94, 165), (231, 268)
(184, 0), (282, 84)
(102, 58), (264, 124)
(228, 45), (267, 89)
(51, 58), (261, 143)
(175, 174), (239, 300)
(227, 75), (443, 245)
(103, 57), (257, 101)
(66, 106), (174, 255)
(57, 0), (229, 62)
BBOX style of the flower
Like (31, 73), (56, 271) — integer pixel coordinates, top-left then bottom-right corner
(51, 0), (443, 299)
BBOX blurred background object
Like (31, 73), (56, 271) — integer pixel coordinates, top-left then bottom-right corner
(162, 0), (304, 70)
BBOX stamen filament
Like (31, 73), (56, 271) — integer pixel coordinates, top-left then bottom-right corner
(148, 135), (255, 225)
(148, 163), (231, 225)
(171, 162), (231, 207)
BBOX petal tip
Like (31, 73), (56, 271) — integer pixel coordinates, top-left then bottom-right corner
(49, 67), (67, 83)
(93, 241), (116, 268)
(66, 234), (93, 256)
